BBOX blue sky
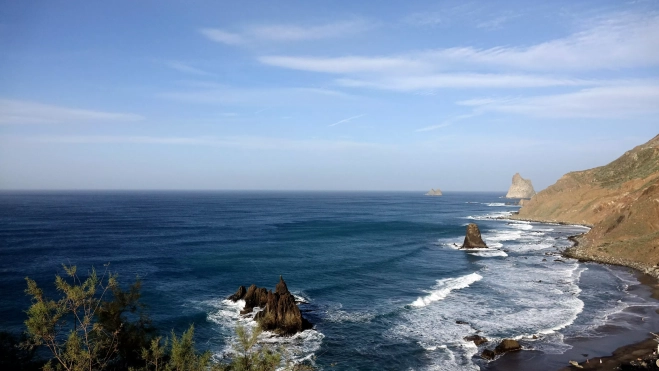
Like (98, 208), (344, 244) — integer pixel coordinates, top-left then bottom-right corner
(1, 0), (658, 191)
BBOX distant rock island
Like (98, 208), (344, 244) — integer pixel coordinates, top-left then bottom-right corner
(462, 223), (488, 249)
(425, 188), (443, 196)
(228, 276), (312, 335)
(505, 173), (536, 199)
(513, 134), (659, 277)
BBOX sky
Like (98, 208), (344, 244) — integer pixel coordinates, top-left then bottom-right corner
(0, 0), (658, 191)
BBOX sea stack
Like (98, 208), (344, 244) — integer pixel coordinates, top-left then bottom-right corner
(228, 276), (312, 335)
(462, 223), (488, 249)
(425, 188), (443, 196)
(505, 173), (536, 199)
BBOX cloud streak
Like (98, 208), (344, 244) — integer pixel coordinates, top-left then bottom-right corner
(0, 99), (144, 124)
(9, 135), (387, 152)
(257, 12), (659, 92)
(165, 61), (215, 76)
(200, 19), (372, 45)
(329, 114), (365, 127)
(158, 85), (356, 106)
(336, 74), (595, 90)
(457, 84), (659, 118)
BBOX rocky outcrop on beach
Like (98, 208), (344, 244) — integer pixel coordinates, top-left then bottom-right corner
(425, 188), (443, 196)
(228, 276), (312, 335)
(462, 223), (488, 249)
(558, 335), (659, 370)
(513, 134), (659, 277)
(464, 334), (488, 346)
(481, 339), (521, 360)
(505, 173), (536, 199)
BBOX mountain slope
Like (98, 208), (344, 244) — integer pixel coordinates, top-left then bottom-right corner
(513, 134), (659, 275)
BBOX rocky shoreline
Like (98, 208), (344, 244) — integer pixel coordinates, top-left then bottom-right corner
(486, 214), (659, 370)
(563, 234), (659, 280)
(505, 213), (659, 280)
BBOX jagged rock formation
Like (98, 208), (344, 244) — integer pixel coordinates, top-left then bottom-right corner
(228, 276), (312, 335)
(461, 223), (488, 249)
(513, 134), (659, 277)
(481, 339), (521, 360)
(505, 173), (536, 199)
(425, 188), (443, 196)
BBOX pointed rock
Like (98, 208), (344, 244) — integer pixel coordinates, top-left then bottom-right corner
(461, 223), (488, 249)
(505, 173), (536, 199)
(275, 275), (289, 295)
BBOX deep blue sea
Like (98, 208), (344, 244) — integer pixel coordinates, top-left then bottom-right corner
(1, 192), (656, 370)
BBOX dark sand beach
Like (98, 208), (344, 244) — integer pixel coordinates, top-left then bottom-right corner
(486, 272), (659, 371)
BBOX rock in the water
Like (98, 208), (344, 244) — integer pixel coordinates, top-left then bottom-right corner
(464, 335), (488, 346)
(228, 277), (312, 335)
(461, 223), (488, 249)
(481, 349), (496, 360)
(505, 173), (536, 199)
(425, 188), (443, 196)
(494, 339), (521, 354)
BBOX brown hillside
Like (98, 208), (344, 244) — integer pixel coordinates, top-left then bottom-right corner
(513, 134), (659, 275)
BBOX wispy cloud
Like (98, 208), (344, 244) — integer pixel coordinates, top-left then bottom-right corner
(415, 123), (451, 132)
(258, 55), (427, 74)
(431, 13), (659, 71)
(198, 29), (245, 45)
(403, 3), (479, 28)
(165, 61), (215, 76)
(200, 19), (372, 46)
(158, 85), (356, 105)
(456, 84), (659, 118)
(11, 135), (387, 152)
(414, 112), (480, 132)
(258, 12), (659, 93)
(476, 12), (521, 30)
(0, 99), (144, 124)
(329, 114), (365, 127)
(335, 74), (595, 91)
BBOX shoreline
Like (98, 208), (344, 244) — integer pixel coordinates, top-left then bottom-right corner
(485, 269), (659, 371)
(485, 214), (659, 370)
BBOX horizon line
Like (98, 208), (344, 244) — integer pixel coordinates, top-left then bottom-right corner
(0, 189), (509, 193)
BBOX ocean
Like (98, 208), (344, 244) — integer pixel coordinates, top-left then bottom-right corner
(0, 191), (656, 370)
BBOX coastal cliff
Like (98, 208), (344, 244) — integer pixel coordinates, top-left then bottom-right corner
(513, 134), (659, 276)
(505, 173), (536, 199)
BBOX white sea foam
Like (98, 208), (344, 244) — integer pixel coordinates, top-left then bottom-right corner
(484, 202), (506, 207)
(322, 303), (377, 323)
(468, 250), (508, 258)
(508, 223), (533, 230)
(411, 273), (483, 308)
(391, 221), (593, 370)
(465, 211), (512, 220)
(484, 230), (522, 242)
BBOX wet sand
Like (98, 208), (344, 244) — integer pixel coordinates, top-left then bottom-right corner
(485, 271), (659, 371)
